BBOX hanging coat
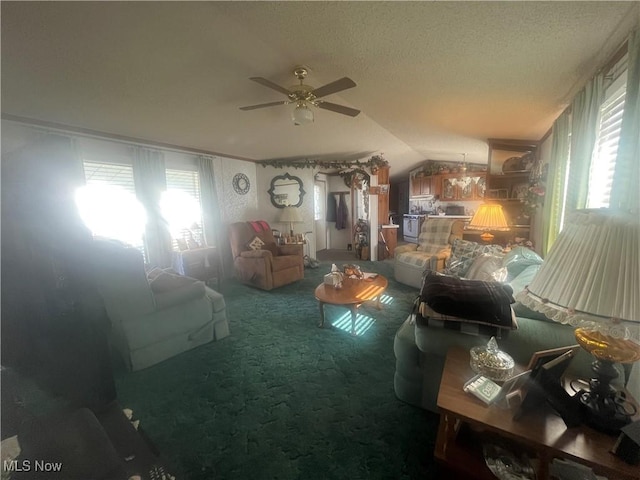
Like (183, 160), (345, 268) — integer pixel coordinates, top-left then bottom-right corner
(326, 194), (337, 222)
(336, 193), (349, 230)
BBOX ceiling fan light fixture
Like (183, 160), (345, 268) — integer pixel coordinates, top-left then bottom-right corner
(292, 102), (314, 126)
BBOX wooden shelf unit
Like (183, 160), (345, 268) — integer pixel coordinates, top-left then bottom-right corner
(486, 139), (539, 239)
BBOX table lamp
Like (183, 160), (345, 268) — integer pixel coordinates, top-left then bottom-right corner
(516, 209), (640, 433)
(467, 203), (510, 242)
(278, 205), (302, 236)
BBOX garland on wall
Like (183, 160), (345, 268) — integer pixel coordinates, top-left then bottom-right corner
(260, 154), (388, 171)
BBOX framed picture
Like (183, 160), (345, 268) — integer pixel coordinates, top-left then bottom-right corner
(526, 345), (580, 372)
(511, 183), (529, 200)
(515, 347), (582, 426)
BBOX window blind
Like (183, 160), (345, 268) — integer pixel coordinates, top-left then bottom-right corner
(81, 161), (146, 257)
(586, 78), (626, 209)
(166, 169), (201, 202)
(83, 161), (136, 193)
(165, 169), (204, 249)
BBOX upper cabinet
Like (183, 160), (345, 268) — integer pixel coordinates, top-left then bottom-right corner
(440, 174), (486, 201)
(409, 161), (486, 200)
(410, 175), (435, 197)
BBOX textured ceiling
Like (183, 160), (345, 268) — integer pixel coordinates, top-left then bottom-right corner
(2, 1), (638, 180)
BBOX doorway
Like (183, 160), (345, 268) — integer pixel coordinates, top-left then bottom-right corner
(314, 178), (327, 251)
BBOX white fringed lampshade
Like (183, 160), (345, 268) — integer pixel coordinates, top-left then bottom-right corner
(467, 203), (510, 241)
(516, 209), (640, 362)
(468, 204), (510, 231)
(278, 206), (302, 235)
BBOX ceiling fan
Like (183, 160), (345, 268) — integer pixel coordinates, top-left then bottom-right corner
(239, 66), (360, 125)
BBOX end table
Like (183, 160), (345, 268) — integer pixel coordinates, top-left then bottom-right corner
(171, 246), (220, 289)
(435, 346), (639, 480)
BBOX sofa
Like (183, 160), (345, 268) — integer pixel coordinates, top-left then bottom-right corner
(228, 221), (304, 291)
(91, 239), (230, 371)
(393, 246), (632, 412)
(393, 217), (465, 289)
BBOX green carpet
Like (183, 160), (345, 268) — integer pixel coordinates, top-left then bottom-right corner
(115, 260), (440, 479)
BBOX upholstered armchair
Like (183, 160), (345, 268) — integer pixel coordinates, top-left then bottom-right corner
(228, 221), (304, 290)
(393, 218), (465, 288)
(90, 239), (229, 371)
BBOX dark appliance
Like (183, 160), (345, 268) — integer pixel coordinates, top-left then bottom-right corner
(445, 205), (466, 216)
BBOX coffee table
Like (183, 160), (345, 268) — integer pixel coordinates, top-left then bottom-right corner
(314, 275), (388, 335)
(435, 346), (639, 480)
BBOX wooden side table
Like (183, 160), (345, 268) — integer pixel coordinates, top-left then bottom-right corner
(435, 347), (639, 480)
(171, 246), (220, 289)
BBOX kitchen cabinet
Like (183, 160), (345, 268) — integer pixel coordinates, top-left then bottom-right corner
(440, 174), (486, 201)
(410, 175), (434, 197)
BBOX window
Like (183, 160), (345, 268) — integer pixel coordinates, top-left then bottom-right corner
(162, 169), (204, 249)
(586, 53), (628, 209)
(76, 162), (146, 250)
(587, 74), (627, 209)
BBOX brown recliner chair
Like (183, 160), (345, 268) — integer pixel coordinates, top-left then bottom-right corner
(228, 221), (304, 290)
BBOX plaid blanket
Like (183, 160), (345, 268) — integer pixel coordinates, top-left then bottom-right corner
(416, 271), (516, 336)
(415, 302), (516, 338)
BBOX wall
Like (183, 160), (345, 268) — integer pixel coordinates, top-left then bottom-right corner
(256, 166), (316, 259)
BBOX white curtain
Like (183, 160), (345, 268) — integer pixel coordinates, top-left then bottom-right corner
(197, 155), (225, 276)
(132, 147), (171, 267)
(541, 111), (571, 256)
(610, 29), (640, 215)
(565, 73), (604, 213)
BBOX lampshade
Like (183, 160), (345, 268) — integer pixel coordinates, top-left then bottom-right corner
(467, 203), (510, 241)
(516, 209), (640, 359)
(278, 206), (302, 235)
(292, 102), (314, 125)
(278, 206), (302, 224)
(516, 208), (640, 432)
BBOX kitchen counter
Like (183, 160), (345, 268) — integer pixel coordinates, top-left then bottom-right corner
(427, 215), (473, 220)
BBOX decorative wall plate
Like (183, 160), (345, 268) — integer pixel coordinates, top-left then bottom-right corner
(232, 173), (250, 195)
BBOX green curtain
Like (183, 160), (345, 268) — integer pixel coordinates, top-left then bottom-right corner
(564, 73), (604, 213)
(541, 111), (571, 256)
(132, 147), (171, 267)
(197, 155), (225, 277)
(610, 29), (640, 215)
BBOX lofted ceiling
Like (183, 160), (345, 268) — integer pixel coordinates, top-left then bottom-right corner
(2, 1), (638, 180)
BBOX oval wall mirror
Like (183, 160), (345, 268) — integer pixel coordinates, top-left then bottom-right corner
(268, 173), (306, 208)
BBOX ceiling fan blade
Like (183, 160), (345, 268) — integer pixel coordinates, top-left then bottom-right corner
(316, 101), (361, 117)
(239, 100), (288, 111)
(249, 77), (292, 96)
(311, 77), (356, 99)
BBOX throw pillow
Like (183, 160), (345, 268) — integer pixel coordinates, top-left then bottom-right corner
(465, 254), (508, 282)
(247, 236), (265, 251)
(149, 272), (195, 293)
(501, 246), (543, 280)
(420, 271), (515, 329)
(146, 267), (165, 281)
(444, 238), (503, 278)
